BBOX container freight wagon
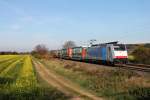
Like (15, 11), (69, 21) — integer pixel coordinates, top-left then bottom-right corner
(71, 47), (86, 60)
(67, 48), (73, 59)
(59, 48), (73, 59)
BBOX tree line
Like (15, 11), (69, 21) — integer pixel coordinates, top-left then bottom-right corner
(31, 41), (76, 59)
(0, 51), (20, 55)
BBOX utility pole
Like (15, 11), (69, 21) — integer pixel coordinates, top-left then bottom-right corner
(89, 39), (96, 46)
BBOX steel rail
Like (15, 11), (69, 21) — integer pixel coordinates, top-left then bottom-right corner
(115, 64), (150, 72)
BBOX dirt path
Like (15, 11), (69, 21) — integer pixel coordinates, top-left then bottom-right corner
(33, 59), (103, 100)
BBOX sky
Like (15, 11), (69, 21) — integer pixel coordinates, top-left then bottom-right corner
(0, 0), (150, 52)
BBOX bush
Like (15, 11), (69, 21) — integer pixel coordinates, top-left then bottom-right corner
(128, 55), (135, 62)
(131, 46), (150, 64)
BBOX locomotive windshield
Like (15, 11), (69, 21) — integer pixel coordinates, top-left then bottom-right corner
(113, 44), (126, 51)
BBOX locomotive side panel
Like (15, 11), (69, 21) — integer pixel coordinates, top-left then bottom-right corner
(86, 46), (107, 63)
(86, 47), (100, 60)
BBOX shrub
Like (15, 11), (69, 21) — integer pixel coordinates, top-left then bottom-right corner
(131, 46), (150, 64)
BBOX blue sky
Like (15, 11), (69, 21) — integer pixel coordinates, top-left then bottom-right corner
(0, 0), (150, 51)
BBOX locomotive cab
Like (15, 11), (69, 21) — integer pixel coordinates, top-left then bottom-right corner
(112, 44), (128, 64)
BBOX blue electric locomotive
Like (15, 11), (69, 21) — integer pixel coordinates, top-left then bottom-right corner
(85, 42), (128, 64)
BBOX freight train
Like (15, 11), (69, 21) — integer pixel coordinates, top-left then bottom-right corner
(55, 41), (128, 65)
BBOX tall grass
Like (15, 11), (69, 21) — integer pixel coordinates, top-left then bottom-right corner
(42, 59), (150, 100)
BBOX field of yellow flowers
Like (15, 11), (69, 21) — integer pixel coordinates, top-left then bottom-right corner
(0, 55), (68, 100)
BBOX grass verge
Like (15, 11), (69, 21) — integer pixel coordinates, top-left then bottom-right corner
(41, 59), (150, 100)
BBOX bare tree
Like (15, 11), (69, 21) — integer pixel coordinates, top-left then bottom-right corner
(63, 41), (76, 49)
(34, 44), (49, 55)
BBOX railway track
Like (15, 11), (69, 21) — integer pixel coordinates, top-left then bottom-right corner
(116, 63), (150, 72)
(126, 63), (150, 68)
(58, 58), (150, 73)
